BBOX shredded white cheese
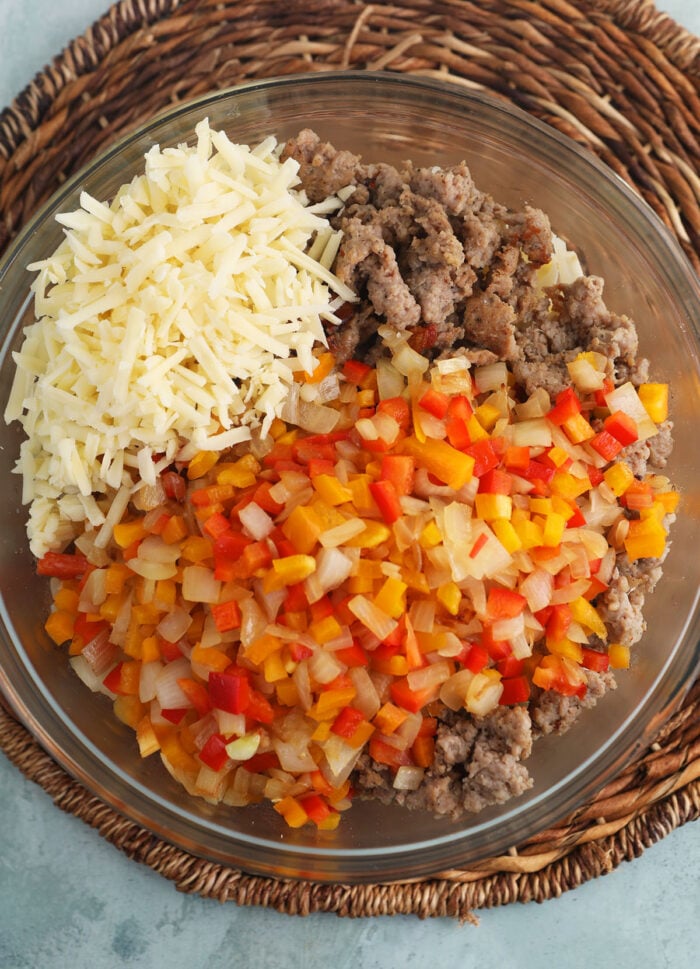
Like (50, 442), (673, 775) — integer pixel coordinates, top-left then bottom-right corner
(5, 120), (356, 557)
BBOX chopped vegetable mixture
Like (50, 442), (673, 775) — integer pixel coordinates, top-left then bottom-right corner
(42, 333), (678, 828)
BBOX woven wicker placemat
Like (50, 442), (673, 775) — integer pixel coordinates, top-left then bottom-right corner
(0, 0), (699, 920)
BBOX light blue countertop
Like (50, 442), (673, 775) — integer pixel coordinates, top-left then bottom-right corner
(1, 3), (698, 968)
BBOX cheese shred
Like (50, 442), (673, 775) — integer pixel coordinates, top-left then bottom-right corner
(5, 121), (356, 557)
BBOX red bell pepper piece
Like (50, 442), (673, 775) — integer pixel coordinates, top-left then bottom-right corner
(546, 603), (572, 641)
(283, 583), (309, 613)
(499, 675), (530, 705)
(208, 670), (250, 714)
(369, 735), (414, 769)
(380, 454), (415, 496)
(331, 706), (366, 739)
(519, 459), (555, 485)
(211, 599), (242, 633)
(481, 625), (512, 661)
(160, 707), (188, 725)
(589, 429), (623, 462)
(73, 613), (109, 643)
(586, 463), (605, 486)
(461, 642), (489, 674)
(419, 387), (450, 419)
(447, 395), (473, 422)
(246, 689), (275, 725)
(487, 586), (527, 619)
(103, 663), (125, 695)
(603, 410), (639, 446)
(594, 377), (615, 408)
(334, 641), (369, 668)
(445, 416), (471, 450)
(177, 677), (213, 717)
(299, 793), (333, 825)
(547, 387), (582, 425)
(343, 359), (373, 385)
(199, 732), (229, 772)
(469, 533), (489, 559)
(36, 551), (90, 579)
(377, 396), (411, 431)
(309, 595), (334, 623)
(389, 677), (436, 713)
(369, 479), (403, 524)
(580, 647), (610, 673)
(203, 512), (232, 540)
(289, 641), (314, 662)
(478, 469), (513, 495)
(464, 438), (500, 477)
(241, 751), (280, 774)
(504, 445), (530, 472)
(496, 656), (525, 678)
(253, 480), (285, 514)
(306, 458), (336, 478)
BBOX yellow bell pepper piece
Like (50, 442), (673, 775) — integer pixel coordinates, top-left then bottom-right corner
(562, 412), (595, 444)
(624, 516), (667, 562)
(419, 521), (442, 549)
(492, 518), (522, 554)
(513, 518), (544, 549)
(401, 436), (475, 490)
(187, 450), (219, 480)
(654, 489), (679, 514)
(136, 716), (160, 758)
(474, 401), (501, 431)
(263, 651), (288, 683)
(312, 474), (353, 506)
(570, 596), (608, 640)
(180, 535), (213, 563)
(308, 686), (357, 721)
(474, 493), (512, 522)
(552, 470), (591, 500)
(191, 642), (233, 672)
(437, 582), (461, 616)
(348, 475), (376, 514)
(282, 504), (324, 554)
(603, 462), (635, 497)
(44, 609), (75, 646)
(276, 678), (300, 707)
(113, 519), (147, 549)
(542, 511), (566, 547)
(608, 643), (631, 669)
(547, 638), (584, 663)
(638, 383), (668, 423)
(373, 576), (407, 619)
(274, 796), (309, 829)
(264, 554), (317, 591)
(309, 615), (344, 644)
(345, 520), (392, 548)
(216, 465), (257, 488)
(303, 351), (335, 384)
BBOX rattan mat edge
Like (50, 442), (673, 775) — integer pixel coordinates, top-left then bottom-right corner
(0, 0), (699, 919)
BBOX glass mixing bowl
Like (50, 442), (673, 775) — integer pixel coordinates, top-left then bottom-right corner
(1, 73), (698, 883)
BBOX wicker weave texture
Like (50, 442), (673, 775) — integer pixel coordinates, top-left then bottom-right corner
(0, 0), (698, 918)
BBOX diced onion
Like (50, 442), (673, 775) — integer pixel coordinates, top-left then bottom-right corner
(154, 657), (192, 709)
(238, 502), (274, 541)
(81, 628), (117, 675)
(393, 765), (425, 791)
(182, 565), (221, 603)
(156, 606), (193, 643)
(139, 660), (164, 702)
